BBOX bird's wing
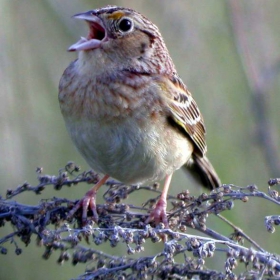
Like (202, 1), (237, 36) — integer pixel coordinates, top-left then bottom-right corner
(160, 74), (207, 156)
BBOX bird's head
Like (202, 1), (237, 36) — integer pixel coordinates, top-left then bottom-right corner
(68, 6), (174, 74)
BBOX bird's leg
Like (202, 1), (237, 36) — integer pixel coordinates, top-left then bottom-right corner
(146, 174), (172, 228)
(68, 174), (110, 224)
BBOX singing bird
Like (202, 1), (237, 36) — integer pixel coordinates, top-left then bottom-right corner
(59, 6), (220, 227)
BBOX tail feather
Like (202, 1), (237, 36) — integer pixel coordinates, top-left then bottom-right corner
(184, 154), (221, 190)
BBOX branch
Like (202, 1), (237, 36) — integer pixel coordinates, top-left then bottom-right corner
(1, 163), (280, 279)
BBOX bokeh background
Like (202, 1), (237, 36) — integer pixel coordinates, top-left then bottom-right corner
(1, 0), (280, 279)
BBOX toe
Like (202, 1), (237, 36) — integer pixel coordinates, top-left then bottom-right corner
(146, 198), (169, 228)
(67, 192), (99, 224)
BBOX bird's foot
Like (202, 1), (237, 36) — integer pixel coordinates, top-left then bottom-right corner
(67, 188), (98, 225)
(146, 197), (169, 228)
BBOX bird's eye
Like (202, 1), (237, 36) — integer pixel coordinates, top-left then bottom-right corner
(118, 18), (133, 32)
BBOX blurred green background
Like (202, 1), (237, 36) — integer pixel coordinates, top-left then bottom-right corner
(1, 0), (280, 279)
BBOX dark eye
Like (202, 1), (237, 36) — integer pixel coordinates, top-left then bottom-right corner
(118, 18), (133, 32)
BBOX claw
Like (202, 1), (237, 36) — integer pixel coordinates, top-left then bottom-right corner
(67, 174), (110, 225)
(146, 174), (173, 228)
(67, 188), (98, 225)
(146, 197), (169, 228)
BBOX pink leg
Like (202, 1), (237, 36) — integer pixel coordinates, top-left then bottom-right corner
(146, 174), (173, 228)
(68, 174), (110, 224)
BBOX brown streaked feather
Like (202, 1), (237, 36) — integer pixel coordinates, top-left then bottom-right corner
(166, 73), (207, 156)
(184, 155), (221, 189)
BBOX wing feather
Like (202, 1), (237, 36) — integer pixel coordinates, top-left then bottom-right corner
(162, 74), (207, 156)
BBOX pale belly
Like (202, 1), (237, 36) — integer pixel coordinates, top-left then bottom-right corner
(66, 117), (193, 184)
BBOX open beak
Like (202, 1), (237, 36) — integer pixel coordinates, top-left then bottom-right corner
(68, 11), (107, 52)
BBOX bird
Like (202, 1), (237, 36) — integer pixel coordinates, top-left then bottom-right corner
(58, 6), (221, 227)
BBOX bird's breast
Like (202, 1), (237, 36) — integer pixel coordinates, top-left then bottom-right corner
(59, 61), (193, 184)
(59, 61), (163, 121)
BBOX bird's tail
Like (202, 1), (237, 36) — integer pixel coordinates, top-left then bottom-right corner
(184, 154), (221, 190)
